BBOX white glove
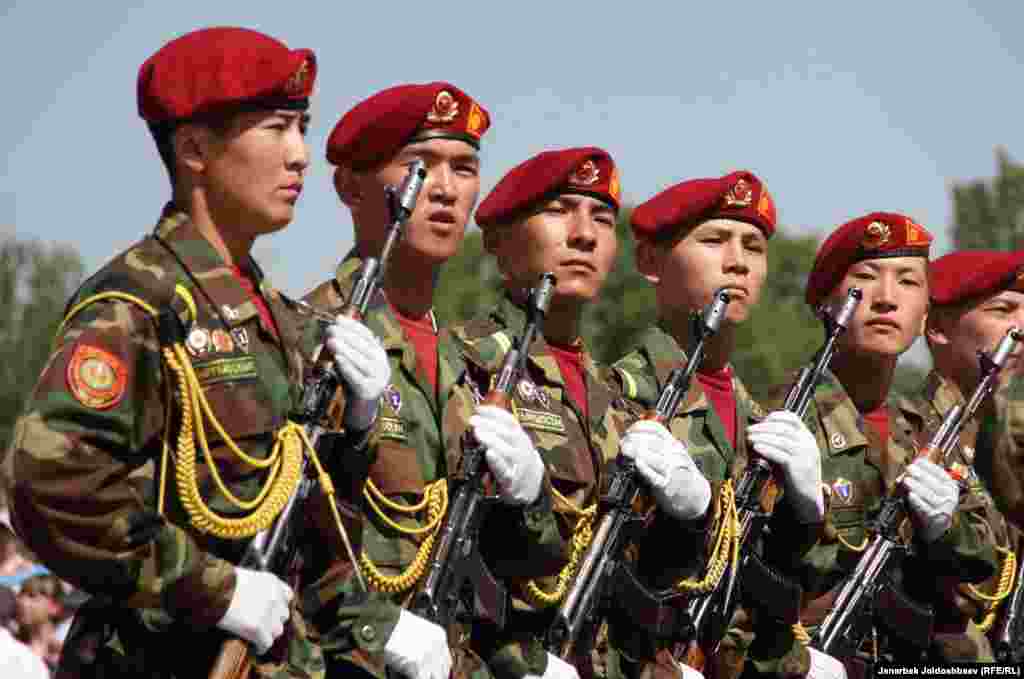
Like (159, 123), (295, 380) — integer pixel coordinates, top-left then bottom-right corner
(620, 420), (711, 521)
(806, 647), (847, 679)
(673, 659), (706, 679)
(524, 652), (581, 679)
(383, 609), (452, 679)
(904, 458), (958, 543)
(470, 405), (545, 505)
(216, 567), (294, 655)
(746, 410), (825, 523)
(325, 315), (391, 431)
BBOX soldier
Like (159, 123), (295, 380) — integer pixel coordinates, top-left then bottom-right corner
(302, 83), (560, 679)
(763, 214), (998, 676)
(0, 27), (378, 678)
(924, 250), (1024, 656)
(448, 147), (680, 679)
(611, 172), (837, 679)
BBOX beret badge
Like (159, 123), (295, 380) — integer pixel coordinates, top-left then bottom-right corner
(427, 90), (459, 124)
(570, 159), (600, 187)
(863, 221), (891, 249)
(284, 59), (311, 96)
(723, 178), (753, 208)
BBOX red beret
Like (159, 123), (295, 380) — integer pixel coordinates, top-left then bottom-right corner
(475, 147), (621, 228)
(326, 82), (491, 170)
(930, 250), (1024, 306)
(805, 212), (933, 308)
(138, 27), (315, 125)
(631, 171), (776, 240)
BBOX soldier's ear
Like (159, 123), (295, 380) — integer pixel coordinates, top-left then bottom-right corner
(635, 238), (662, 286)
(173, 124), (213, 176)
(334, 166), (362, 211)
(925, 307), (949, 346)
(481, 224), (505, 256)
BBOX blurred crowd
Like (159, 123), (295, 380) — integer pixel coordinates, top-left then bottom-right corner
(0, 507), (87, 678)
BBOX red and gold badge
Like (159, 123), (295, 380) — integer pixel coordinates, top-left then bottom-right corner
(904, 218), (929, 246)
(466, 102), (487, 138)
(427, 90), (459, 124)
(66, 344), (128, 410)
(723, 178), (753, 208)
(570, 159), (600, 187)
(284, 59), (311, 96)
(211, 329), (234, 353)
(757, 188), (776, 224)
(863, 221), (891, 249)
(609, 167), (622, 204)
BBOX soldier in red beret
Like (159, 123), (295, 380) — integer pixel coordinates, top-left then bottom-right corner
(4, 26), (359, 678)
(922, 251), (1024, 659)
(759, 215), (999, 675)
(302, 84), (564, 679)
(446, 147), (630, 679)
(611, 172), (836, 679)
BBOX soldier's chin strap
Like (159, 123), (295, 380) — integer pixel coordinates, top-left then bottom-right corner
(57, 287), (351, 548)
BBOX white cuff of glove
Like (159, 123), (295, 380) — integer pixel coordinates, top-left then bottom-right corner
(673, 660), (706, 679)
(523, 653), (581, 679)
(383, 609), (452, 679)
(216, 567), (293, 655)
(807, 647), (847, 679)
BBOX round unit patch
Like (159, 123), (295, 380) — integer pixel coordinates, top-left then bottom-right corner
(66, 344), (127, 410)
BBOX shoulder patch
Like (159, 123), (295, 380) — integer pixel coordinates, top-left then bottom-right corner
(66, 344), (128, 409)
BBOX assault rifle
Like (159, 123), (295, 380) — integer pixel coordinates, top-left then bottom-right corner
(812, 325), (1024, 662)
(994, 546), (1024, 663)
(409, 273), (557, 630)
(677, 287), (862, 671)
(545, 289), (732, 661)
(209, 160), (428, 679)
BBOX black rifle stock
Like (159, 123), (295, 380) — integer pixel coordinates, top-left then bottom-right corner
(811, 325), (1024, 661)
(675, 287), (862, 670)
(409, 273), (557, 631)
(208, 160), (427, 679)
(994, 549), (1024, 663)
(545, 289), (732, 661)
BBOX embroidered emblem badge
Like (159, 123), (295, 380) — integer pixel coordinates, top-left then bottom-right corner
(518, 379), (537, 403)
(830, 432), (847, 450)
(427, 90), (459, 124)
(384, 384), (402, 414)
(231, 328), (250, 352)
(284, 58), (311, 96)
(831, 477), (854, 504)
(67, 344), (128, 410)
(466, 101), (486, 138)
(536, 388), (551, 409)
(211, 329), (234, 353)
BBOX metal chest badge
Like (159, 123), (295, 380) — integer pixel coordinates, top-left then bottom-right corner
(187, 327), (211, 356)
(383, 384), (402, 414)
(831, 477), (854, 504)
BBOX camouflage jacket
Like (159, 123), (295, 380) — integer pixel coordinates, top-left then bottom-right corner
(977, 374), (1024, 531)
(448, 295), (631, 679)
(2, 205), (324, 678)
(301, 255), (562, 679)
(903, 370), (1020, 661)
(611, 325), (818, 679)
(768, 369), (998, 663)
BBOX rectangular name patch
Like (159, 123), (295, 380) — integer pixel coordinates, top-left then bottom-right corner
(517, 408), (567, 435)
(378, 416), (408, 441)
(194, 356), (258, 385)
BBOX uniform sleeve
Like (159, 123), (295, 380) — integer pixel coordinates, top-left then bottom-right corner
(915, 497), (998, 583)
(5, 299), (236, 627)
(977, 377), (1024, 530)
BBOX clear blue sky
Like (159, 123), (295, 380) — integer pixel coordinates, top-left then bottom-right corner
(3, 1), (1022, 363)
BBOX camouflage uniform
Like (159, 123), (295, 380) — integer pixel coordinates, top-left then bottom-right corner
(447, 295), (632, 679)
(977, 374), (1024, 531)
(610, 325), (818, 679)
(764, 369), (998, 676)
(301, 256), (563, 679)
(2, 205), (326, 678)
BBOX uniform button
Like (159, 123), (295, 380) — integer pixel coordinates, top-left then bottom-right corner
(360, 624), (376, 642)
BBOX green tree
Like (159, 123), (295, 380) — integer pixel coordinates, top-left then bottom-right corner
(951, 147), (1024, 250)
(0, 239), (85, 450)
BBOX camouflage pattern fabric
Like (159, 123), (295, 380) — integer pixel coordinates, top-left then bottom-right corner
(300, 255), (563, 679)
(2, 204), (325, 678)
(977, 373), (1024, 532)
(611, 324), (817, 679)
(760, 369), (998, 673)
(904, 370), (1021, 662)
(447, 295), (632, 679)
